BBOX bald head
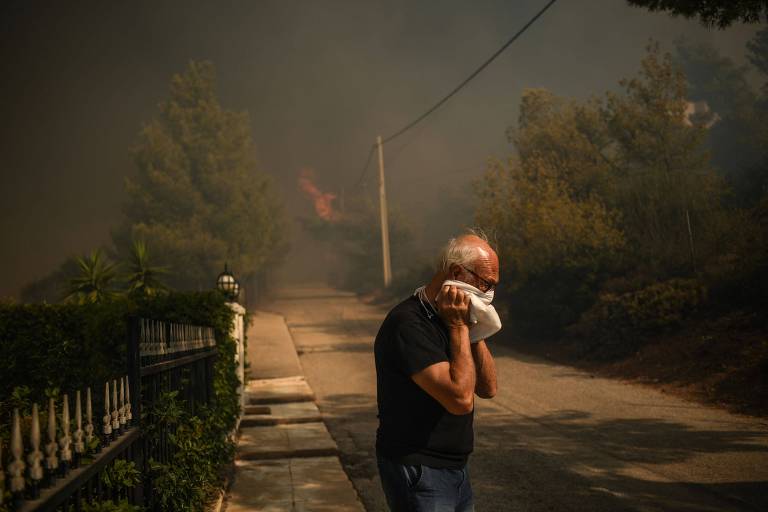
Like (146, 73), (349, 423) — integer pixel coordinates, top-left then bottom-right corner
(437, 230), (500, 289)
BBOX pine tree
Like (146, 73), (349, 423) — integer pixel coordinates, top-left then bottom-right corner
(114, 61), (285, 289)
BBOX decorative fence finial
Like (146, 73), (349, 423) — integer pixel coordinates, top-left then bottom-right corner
(111, 379), (120, 433)
(1, 317), (220, 509)
(85, 387), (94, 444)
(74, 390), (85, 455)
(46, 398), (59, 472)
(9, 408), (26, 493)
(60, 394), (72, 465)
(118, 377), (126, 427)
(29, 403), (44, 483)
(125, 375), (132, 423)
(160, 320), (167, 358)
(103, 382), (112, 437)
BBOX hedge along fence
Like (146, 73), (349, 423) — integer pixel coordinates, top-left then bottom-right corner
(0, 291), (240, 511)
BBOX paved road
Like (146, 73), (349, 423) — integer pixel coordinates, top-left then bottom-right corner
(266, 285), (768, 511)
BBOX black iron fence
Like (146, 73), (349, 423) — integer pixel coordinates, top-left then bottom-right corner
(1, 317), (218, 511)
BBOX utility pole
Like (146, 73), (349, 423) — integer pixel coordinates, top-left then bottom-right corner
(377, 135), (392, 287)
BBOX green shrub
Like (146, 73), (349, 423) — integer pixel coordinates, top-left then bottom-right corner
(571, 278), (706, 357)
(101, 459), (142, 492)
(145, 391), (234, 512)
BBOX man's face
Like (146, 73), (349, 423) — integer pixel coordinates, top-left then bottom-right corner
(450, 248), (500, 293)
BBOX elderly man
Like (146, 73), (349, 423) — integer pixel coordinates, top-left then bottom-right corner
(374, 231), (499, 511)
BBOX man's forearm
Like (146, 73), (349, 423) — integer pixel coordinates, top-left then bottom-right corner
(448, 325), (476, 405)
(472, 340), (497, 398)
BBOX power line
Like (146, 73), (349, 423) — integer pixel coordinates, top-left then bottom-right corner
(354, 0), (558, 188)
(355, 118), (426, 188)
(381, 0), (558, 145)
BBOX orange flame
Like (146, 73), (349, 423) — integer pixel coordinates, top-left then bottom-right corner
(298, 168), (339, 221)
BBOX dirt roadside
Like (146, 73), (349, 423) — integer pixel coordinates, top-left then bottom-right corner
(505, 307), (768, 418)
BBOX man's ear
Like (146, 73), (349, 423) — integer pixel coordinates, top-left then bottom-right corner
(449, 264), (462, 280)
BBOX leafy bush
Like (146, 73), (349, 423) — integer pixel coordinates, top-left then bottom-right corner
(570, 278), (707, 357)
(101, 459), (142, 492)
(150, 392), (235, 512)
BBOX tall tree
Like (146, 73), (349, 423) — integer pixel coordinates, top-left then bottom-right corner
(475, 43), (740, 331)
(627, 0), (768, 28)
(476, 90), (625, 330)
(604, 42), (725, 275)
(114, 61), (285, 290)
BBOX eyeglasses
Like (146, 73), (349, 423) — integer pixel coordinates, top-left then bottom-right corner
(460, 265), (496, 293)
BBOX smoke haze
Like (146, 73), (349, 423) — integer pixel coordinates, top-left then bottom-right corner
(0, 0), (760, 297)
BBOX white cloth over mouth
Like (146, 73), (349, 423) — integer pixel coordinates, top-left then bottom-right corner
(414, 280), (502, 343)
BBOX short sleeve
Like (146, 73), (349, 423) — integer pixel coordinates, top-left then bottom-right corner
(392, 320), (449, 377)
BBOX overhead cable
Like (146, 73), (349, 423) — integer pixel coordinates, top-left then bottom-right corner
(381, 0), (558, 145)
(353, 0), (558, 188)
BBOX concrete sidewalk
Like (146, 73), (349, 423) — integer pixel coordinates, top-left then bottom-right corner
(224, 311), (365, 512)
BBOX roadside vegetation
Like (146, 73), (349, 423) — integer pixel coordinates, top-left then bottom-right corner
(301, 34), (767, 415)
(0, 291), (242, 511)
(3, 60), (270, 509)
(476, 36), (767, 415)
(20, 60), (285, 303)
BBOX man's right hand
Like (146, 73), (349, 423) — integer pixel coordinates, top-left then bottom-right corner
(413, 285), (475, 415)
(435, 285), (471, 328)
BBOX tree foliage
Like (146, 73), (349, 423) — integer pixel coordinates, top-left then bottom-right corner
(477, 91), (625, 329)
(603, 43), (726, 275)
(115, 61), (285, 290)
(627, 0), (768, 28)
(476, 42), (765, 336)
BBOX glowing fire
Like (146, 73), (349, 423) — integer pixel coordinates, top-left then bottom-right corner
(298, 168), (339, 221)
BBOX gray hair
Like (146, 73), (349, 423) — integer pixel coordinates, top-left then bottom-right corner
(437, 228), (492, 272)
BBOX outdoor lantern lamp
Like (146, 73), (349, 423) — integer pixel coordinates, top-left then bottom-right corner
(216, 263), (238, 300)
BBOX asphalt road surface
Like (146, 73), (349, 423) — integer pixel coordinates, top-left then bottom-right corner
(266, 285), (768, 512)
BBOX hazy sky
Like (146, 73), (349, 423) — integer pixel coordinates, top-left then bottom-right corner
(0, 0), (761, 298)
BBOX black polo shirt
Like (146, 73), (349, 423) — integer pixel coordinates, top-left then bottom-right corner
(374, 295), (474, 468)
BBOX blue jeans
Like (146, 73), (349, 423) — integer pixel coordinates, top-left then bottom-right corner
(377, 456), (474, 512)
